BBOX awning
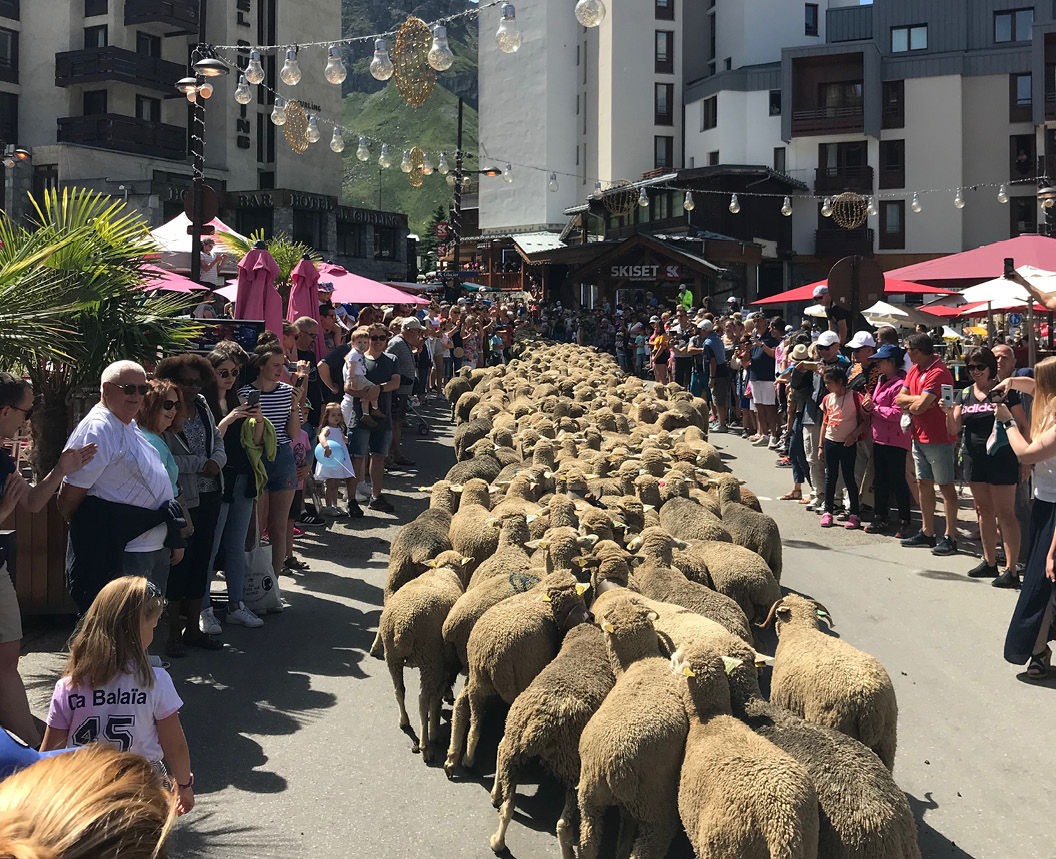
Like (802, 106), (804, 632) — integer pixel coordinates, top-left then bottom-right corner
(141, 265), (208, 294)
(861, 300), (945, 328)
(150, 214), (247, 255)
(886, 235), (1056, 284)
(512, 232), (567, 256)
(219, 265), (428, 306)
(753, 277), (953, 305)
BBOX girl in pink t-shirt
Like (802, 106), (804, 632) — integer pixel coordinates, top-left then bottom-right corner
(41, 576), (195, 815)
(817, 365), (867, 530)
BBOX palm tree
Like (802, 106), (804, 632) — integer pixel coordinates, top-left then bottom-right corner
(219, 229), (321, 308)
(0, 188), (202, 477)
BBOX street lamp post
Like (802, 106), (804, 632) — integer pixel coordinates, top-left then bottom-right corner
(450, 97), (465, 302)
(1, 144), (31, 220)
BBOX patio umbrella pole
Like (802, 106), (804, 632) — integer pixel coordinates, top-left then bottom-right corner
(987, 300), (993, 344)
(1028, 301), (1036, 367)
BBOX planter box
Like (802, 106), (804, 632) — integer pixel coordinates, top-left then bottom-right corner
(1, 498), (77, 616)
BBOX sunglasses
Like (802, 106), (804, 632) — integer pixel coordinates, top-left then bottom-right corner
(216, 369), (235, 379)
(108, 383), (149, 396)
(177, 378), (202, 389)
(162, 400), (179, 410)
(967, 363), (988, 371)
(8, 404), (33, 421)
(370, 335), (388, 341)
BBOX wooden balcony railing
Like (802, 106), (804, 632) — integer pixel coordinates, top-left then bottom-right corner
(791, 104), (864, 136)
(55, 47), (186, 94)
(57, 114), (186, 161)
(815, 164), (873, 194)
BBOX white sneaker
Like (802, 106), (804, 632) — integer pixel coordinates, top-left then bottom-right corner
(226, 602), (264, 628)
(356, 483), (372, 501)
(199, 607), (222, 635)
(321, 505), (342, 517)
(768, 436), (781, 449)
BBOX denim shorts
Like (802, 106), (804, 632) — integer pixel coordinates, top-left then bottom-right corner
(264, 442), (297, 492)
(349, 426), (393, 458)
(912, 440), (955, 486)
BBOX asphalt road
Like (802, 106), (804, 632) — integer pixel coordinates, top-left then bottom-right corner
(17, 401), (1053, 859)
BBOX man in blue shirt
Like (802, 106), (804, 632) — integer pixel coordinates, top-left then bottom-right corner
(701, 320), (730, 432)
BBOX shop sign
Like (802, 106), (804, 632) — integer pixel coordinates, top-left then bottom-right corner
(338, 206), (405, 227)
(610, 263), (681, 281)
(435, 222), (450, 239)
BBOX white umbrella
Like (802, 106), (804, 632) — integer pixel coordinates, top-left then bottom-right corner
(862, 300), (943, 328)
(803, 303), (828, 318)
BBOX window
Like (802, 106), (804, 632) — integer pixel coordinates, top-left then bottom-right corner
(582, 42), (587, 84)
(654, 135), (674, 169)
(293, 210), (326, 252)
(0, 91), (16, 142)
(0, 26), (15, 81)
(375, 226), (398, 260)
(576, 44), (580, 65)
(769, 89), (782, 116)
(82, 89), (107, 115)
(1010, 73), (1032, 122)
(136, 32), (160, 57)
(135, 95), (160, 123)
(576, 94), (579, 114)
(32, 164), (58, 201)
(879, 139), (905, 189)
(654, 191), (672, 220)
(805, 3), (819, 36)
(891, 25), (927, 53)
(1011, 196), (1037, 237)
(1011, 133), (1035, 179)
(337, 222), (363, 257)
(655, 30), (673, 74)
(995, 8), (1033, 43)
(773, 146), (786, 173)
(84, 25), (107, 49)
(583, 91), (587, 133)
(84, 0), (106, 15)
(882, 80), (904, 128)
(708, 17), (716, 60)
(708, 150), (719, 166)
(724, 57), (732, 70)
(700, 95), (717, 130)
(879, 201), (905, 250)
(655, 83), (673, 125)
(258, 170), (275, 190)
(655, 0), (674, 21)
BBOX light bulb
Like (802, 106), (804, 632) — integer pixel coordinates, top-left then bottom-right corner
(821, 196), (833, 217)
(370, 39), (394, 81)
(271, 97), (287, 125)
(307, 115), (320, 144)
(280, 48), (301, 86)
(461, 176), (472, 192)
(502, 163), (513, 183)
(198, 81), (213, 99)
(781, 196), (792, 217)
(446, 173), (456, 186)
(331, 127), (345, 153)
(998, 184), (1009, 204)
(911, 192), (922, 213)
(1045, 196), (1056, 210)
(548, 172), (559, 192)
(423, 153), (435, 175)
(729, 194), (741, 214)
(245, 50), (264, 84)
(591, 181), (603, 201)
(325, 46), (347, 84)
(2, 157), (14, 169)
(638, 187), (649, 207)
(428, 25), (456, 71)
(234, 74), (252, 104)
(378, 144), (392, 168)
(438, 152), (450, 174)
(496, 2), (523, 54)
(866, 196), (877, 217)
(186, 89), (197, 103)
(683, 190), (695, 211)
(356, 135), (369, 161)
(954, 188), (965, 209)
(400, 149), (413, 173)
(574, 0), (606, 27)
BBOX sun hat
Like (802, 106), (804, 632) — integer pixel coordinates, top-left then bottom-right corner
(401, 317), (424, 331)
(790, 343), (810, 361)
(874, 344), (904, 362)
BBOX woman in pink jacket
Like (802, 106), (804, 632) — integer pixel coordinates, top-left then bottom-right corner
(865, 344), (913, 537)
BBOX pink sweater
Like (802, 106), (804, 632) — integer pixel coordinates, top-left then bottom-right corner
(871, 373), (911, 450)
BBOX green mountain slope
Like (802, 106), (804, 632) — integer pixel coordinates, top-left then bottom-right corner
(341, 83), (478, 237)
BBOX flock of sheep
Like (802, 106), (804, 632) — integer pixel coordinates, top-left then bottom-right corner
(371, 339), (920, 859)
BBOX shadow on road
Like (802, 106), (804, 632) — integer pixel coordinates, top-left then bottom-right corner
(907, 792), (980, 859)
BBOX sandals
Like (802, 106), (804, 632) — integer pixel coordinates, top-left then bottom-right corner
(284, 556), (309, 571)
(1027, 646), (1052, 680)
(779, 490), (802, 501)
(797, 495), (815, 506)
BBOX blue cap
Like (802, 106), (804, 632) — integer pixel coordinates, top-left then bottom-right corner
(874, 344), (904, 362)
(0, 729), (72, 780)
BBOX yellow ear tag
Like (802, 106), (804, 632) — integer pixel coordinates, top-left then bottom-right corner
(575, 582), (590, 596)
(540, 593), (552, 602)
(722, 656), (744, 676)
(682, 665), (696, 677)
(461, 557), (473, 565)
(602, 621), (615, 633)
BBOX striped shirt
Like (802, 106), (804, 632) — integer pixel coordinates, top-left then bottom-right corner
(239, 382), (295, 446)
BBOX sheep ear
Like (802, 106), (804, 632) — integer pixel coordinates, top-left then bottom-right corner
(601, 620), (615, 633)
(525, 539), (542, 549)
(777, 605), (792, 618)
(529, 482), (540, 491)
(526, 514), (538, 524)
(682, 664), (696, 677)
(543, 470), (554, 479)
(487, 517), (501, 528)
(575, 582), (590, 596)
(586, 473), (599, 480)
(642, 504), (655, 511)
(657, 480), (666, 487)
(753, 651), (770, 668)
(460, 556), (473, 565)
(646, 610), (659, 622)
(815, 608), (835, 629)
(638, 468), (647, 475)
(722, 656), (744, 676)
(577, 534), (600, 547)
(451, 485), (464, 493)
(626, 537), (641, 551)
(675, 539), (689, 550)
(424, 559), (438, 568)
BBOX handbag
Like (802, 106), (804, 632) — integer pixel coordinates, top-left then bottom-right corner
(453, 346), (465, 358)
(177, 496), (194, 539)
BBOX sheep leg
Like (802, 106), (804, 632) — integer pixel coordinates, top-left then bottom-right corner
(556, 787), (578, 859)
(444, 686), (470, 777)
(462, 682), (489, 768)
(385, 654), (410, 730)
(615, 808), (637, 859)
(491, 736), (515, 807)
(369, 629), (383, 658)
(417, 687), (433, 761)
(488, 781), (517, 853)
(578, 787), (609, 859)
(629, 818), (677, 859)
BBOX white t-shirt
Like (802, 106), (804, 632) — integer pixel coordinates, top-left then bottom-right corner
(1033, 455), (1056, 502)
(199, 250), (221, 286)
(46, 667), (183, 763)
(347, 348), (368, 380)
(63, 405), (174, 552)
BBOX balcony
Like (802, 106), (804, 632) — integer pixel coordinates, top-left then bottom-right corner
(124, 0), (199, 33)
(57, 114), (185, 161)
(1046, 90), (1056, 121)
(814, 164), (873, 194)
(55, 47), (186, 94)
(815, 227), (873, 258)
(0, 0), (18, 20)
(791, 105), (864, 136)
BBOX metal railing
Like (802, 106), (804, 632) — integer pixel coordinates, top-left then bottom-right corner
(57, 114), (186, 161)
(791, 104), (864, 135)
(815, 164), (873, 193)
(55, 47), (186, 93)
(124, 0), (199, 32)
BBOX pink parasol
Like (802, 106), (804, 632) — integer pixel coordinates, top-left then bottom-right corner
(235, 247), (282, 337)
(317, 263), (429, 305)
(753, 277), (954, 305)
(141, 265), (208, 294)
(287, 258), (325, 360)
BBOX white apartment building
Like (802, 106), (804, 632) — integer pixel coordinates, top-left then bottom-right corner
(0, 0), (410, 278)
(685, 0), (1056, 270)
(477, 0), (686, 235)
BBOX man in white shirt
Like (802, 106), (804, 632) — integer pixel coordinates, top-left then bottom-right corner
(198, 238), (226, 287)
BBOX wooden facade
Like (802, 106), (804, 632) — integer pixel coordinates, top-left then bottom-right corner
(1, 500), (76, 616)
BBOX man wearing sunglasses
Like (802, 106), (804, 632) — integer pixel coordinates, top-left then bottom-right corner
(0, 373), (96, 747)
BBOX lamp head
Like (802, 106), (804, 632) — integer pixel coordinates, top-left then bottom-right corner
(192, 56), (230, 77)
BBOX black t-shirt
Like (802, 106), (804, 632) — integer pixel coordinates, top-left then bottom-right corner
(956, 386), (1022, 453)
(749, 334), (779, 381)
(297, 347), (324, 425)
(0, 450), (15, 569)
(321, 343), (352, 397)
(348, 352), (398, 431)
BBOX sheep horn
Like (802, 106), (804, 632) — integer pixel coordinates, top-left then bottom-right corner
(813, 601), (836, 629)
(757, 599), (783, 629)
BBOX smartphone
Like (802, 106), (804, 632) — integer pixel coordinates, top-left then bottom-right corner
(246, 389), (261, 408)
(941, 384), (954, 409)
(294, 376), (306, 389)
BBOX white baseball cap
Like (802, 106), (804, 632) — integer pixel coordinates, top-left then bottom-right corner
(697, 319), (714, 331)
(649, 315), (660, 323)
(726, 296), (737, 303)
(847, 330), (876, 350)
(813, 285), (829, 298)
(816, 330), (840, 347)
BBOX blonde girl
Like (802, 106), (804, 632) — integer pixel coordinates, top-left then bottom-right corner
(316, 402), (356, 516)
(40, 576), (195, 815)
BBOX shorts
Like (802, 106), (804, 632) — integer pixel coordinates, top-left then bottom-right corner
(654, 351), (670, 365)
(962, 444), (1020, 486)
(392, 392), (410, 422)
(912, 441), (956, 486)
(0, 564), (21, 644)
(711, 376), (729, 407)
(264, 442), (297, 493)
(349, 426), (393, 459)
(750, 378), (777, 406)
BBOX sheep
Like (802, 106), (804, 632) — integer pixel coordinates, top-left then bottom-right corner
(527, 528), (597, 574)
(444, 368), (475, 422)
(444, 445), (503, 485)
(577, 506), (619, 543)
(715, 474), (783, 578)
(577, 593), (688, 859)
(382, 509), (453, 602)
(489, 622), (615, 858)
(658, 496), (733, 543)
(454, 415), (492, 460)
(454, 390), (482, 426)
(764, 594), (898, 771)
(442, 568), (542, 670)
(490, 473), (539, 518)
(467, 512), (532, 589)
(378, 551), (469, 762)
(445, 571), (591, 776)
(674, 540), (782, 622)
(672, 641), (821, 859)
(448, 479), (501, 571)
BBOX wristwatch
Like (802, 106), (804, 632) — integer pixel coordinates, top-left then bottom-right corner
(177, 773), (194, 789)
(1000, 419), (1016, 430)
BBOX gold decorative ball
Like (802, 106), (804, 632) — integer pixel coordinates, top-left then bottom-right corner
(603, 180), (638, 217)
(393, 17), (436, 108)
(283, 100), (309, 154)
(830, 192), (868, 229)
(409, 146), (425, 188)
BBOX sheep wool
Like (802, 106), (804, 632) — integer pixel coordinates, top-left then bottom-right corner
(715, 474), (783, 579)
